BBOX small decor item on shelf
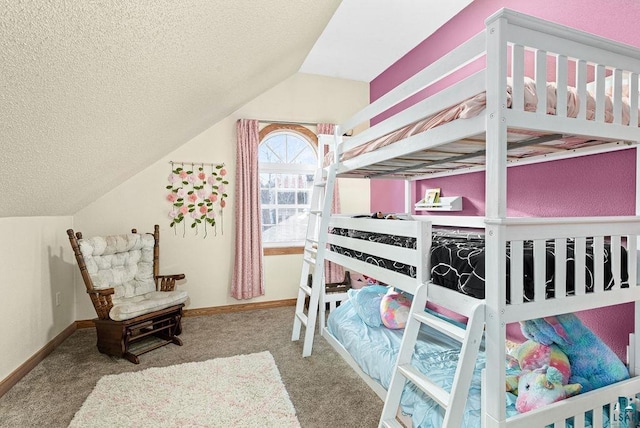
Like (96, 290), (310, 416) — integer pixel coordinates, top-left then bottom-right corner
(424, 188), (441, 204)
(166, 161), (229, 237)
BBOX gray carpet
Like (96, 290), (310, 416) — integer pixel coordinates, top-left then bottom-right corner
(0, 306), (382, 427)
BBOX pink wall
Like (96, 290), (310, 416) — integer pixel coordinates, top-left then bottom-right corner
(369, 0), (640, 358)
(415, 150), (636, 218)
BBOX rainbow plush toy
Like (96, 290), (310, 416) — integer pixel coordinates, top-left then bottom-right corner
(506, 313), (630, 413)
(507, 340), (572, 386)
(520, 313), (629, 393)
(505, 341), (582, 413)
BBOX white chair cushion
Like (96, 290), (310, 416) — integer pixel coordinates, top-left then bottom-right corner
(110, 290), (188, 321)
(78, 233), (157, 299)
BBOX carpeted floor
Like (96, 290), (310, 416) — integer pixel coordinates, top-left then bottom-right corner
(0, 306), (382, 428)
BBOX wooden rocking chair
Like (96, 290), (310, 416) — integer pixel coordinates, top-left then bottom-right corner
(67, 225), (187, 364)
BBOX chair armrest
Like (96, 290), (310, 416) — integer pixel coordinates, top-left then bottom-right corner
(86, 288), (115, 320)
(155, 274), (185, 292)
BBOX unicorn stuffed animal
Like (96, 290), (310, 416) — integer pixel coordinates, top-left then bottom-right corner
(506, 340), (582, 412)
(512, 365), (582, 413)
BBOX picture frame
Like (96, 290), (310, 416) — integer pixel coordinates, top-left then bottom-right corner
(424, 188), (441, 204)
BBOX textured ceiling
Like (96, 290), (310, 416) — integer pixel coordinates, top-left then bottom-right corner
(0, 0), (340, 217)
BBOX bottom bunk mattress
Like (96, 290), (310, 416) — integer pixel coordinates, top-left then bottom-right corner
(326, 295), (517, 427)
(327, 292), (620, 428)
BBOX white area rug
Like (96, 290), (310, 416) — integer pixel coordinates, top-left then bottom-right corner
(69, 351), (300, 427)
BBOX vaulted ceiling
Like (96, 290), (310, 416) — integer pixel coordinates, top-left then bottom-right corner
(0, 0), (341, 217)
(1, 0), (471, 218)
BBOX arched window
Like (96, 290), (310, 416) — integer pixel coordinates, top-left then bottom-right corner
(259, 124), (318, 249)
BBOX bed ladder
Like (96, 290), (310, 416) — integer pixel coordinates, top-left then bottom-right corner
(291, 163), (337, 357)
(379, 283), (486, 428)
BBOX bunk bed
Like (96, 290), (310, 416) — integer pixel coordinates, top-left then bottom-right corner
(296, 7), (640, 428)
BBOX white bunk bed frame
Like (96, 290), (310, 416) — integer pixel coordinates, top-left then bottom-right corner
(292, 8), (640, 428)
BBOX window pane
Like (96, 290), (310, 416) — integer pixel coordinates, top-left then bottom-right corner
(286, 135), (309, 163)
(261, 208), (275, 227)
(267, 135), (286, 160)
(260, 189), (274, 204)
(296, 190), (309, 204)
(277, 208), (296, 222)
(261, 210), (309, 244)
(277, 191), (295, 205)
(259, 135), (286, 163)
(260, 173), (275, 188)
(258, 145), (279, 163)
(294, 147), (317, 165)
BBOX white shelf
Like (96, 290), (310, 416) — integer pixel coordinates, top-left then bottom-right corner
(414, 196), (463, 212)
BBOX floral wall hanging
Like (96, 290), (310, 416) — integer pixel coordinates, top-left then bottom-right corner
(166, 162), (229, 237)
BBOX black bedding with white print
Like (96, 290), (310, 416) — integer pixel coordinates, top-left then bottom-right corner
(329, 227), (628, 301)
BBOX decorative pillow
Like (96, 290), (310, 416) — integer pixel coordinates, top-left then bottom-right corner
(380, 288), (412, 329)
(348, 285), (389, 327)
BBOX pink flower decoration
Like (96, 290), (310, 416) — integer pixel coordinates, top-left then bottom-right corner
(167, 164), (229, 234)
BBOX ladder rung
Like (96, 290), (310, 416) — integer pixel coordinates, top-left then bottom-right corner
(295, 311), (308, 326)
(379, 419), (404, 428)
(397, 364), (450, 408)
(413, 311), (466, 343)
(310, 210), (323, 215)
(303, 256), (316, 266)
(314, 181), (327, 187)
(300, 283), (312, 296)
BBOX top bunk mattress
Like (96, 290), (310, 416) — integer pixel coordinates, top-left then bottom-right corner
(327, 78), (640, 177)
(329, 227), (629, 301)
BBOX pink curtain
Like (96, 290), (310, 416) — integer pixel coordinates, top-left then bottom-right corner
(231, 119), (264, 299)
(317, 123), (345, 284)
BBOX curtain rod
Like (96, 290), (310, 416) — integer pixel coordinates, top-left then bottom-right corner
(258, 119), (319, 127)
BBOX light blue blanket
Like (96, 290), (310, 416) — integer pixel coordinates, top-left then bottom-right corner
(327, 298), (514, 427)
(327, 298), (617, 427)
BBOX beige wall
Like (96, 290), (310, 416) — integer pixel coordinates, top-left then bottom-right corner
(73, 73), (370, 319)
(0, 216), (75, 380)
